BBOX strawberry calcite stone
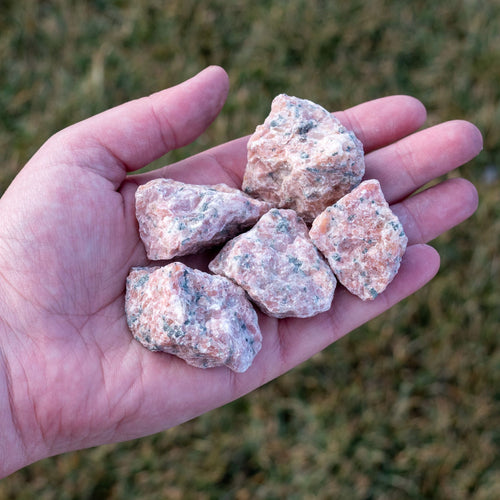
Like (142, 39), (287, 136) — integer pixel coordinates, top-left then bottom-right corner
(135, 178), (272, 260)
(209, 208), (336, 318)
(242, 94), (365, 223)
(309, 179), (408, 301)
(125, 262), (262, 372)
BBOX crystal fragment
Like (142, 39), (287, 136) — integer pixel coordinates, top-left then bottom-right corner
(125, 262), (262, 372)
(309, 179), (407, 300)
(242, 94), (365, 223)
(136, 178), (272, 260)
(209, 208), (336, 318)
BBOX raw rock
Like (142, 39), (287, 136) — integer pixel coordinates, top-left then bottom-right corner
(135, 178), (272, 260)
(125, 262), (262, 372)
(209, 208), (336, 318)
(242, 94), (365, 223)
(309, 179), (407, 300)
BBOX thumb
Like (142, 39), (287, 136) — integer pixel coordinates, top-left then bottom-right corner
(36, 66), (230, 188)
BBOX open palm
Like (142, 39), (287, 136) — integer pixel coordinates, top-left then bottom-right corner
(0, 66), (482, 476)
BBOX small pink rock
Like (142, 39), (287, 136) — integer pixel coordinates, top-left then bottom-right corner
(125, 262), (262, 372)
(242, 94), (365, 223)
(309, 179), (408, 300)
(209, 208), (336, 318)
(135, 178), (272, 260)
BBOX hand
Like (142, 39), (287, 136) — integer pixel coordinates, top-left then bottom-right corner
(0, 66), (482, 477)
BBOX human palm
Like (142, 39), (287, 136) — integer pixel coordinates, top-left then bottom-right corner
(0, 66), (482, 476)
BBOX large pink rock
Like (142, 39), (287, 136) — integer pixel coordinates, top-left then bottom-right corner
(309, 179), (408, 301)
(135, 178), (272, 260)
(209, 208), (336, 318)
(242, 94), (365, 223)
(125, 262), (262, 372)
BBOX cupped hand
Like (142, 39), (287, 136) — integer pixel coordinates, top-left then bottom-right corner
(0, 66), (482, 476)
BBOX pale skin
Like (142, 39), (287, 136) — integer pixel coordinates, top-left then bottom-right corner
(0, 66), (482, 477)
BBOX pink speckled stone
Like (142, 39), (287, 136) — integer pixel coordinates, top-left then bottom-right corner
(125, 262), (262, 372)
(309, 179), (408, 300)
(135, 178), (272, 260)
(209, 208), (336, 318)
(242, 94), (365, 223)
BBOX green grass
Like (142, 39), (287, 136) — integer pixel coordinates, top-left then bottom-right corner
(1, 0), (499, 498)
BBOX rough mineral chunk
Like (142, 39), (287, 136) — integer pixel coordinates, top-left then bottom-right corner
(135, 178), (273, 260)
(209, 208), (336, 318)
(309, 179), (408, 301)
(242, 94), (365, 223)
(125, 262), (262, 372)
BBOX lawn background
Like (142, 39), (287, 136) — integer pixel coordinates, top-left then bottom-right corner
(0, 0), (499, 498)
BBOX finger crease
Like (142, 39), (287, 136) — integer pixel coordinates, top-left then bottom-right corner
(146, 95), (176, 154)
(395, 139), (421, 192)
(398, 200), (426, 244)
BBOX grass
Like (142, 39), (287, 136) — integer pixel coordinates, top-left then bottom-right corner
(1, 0), (499, 498)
